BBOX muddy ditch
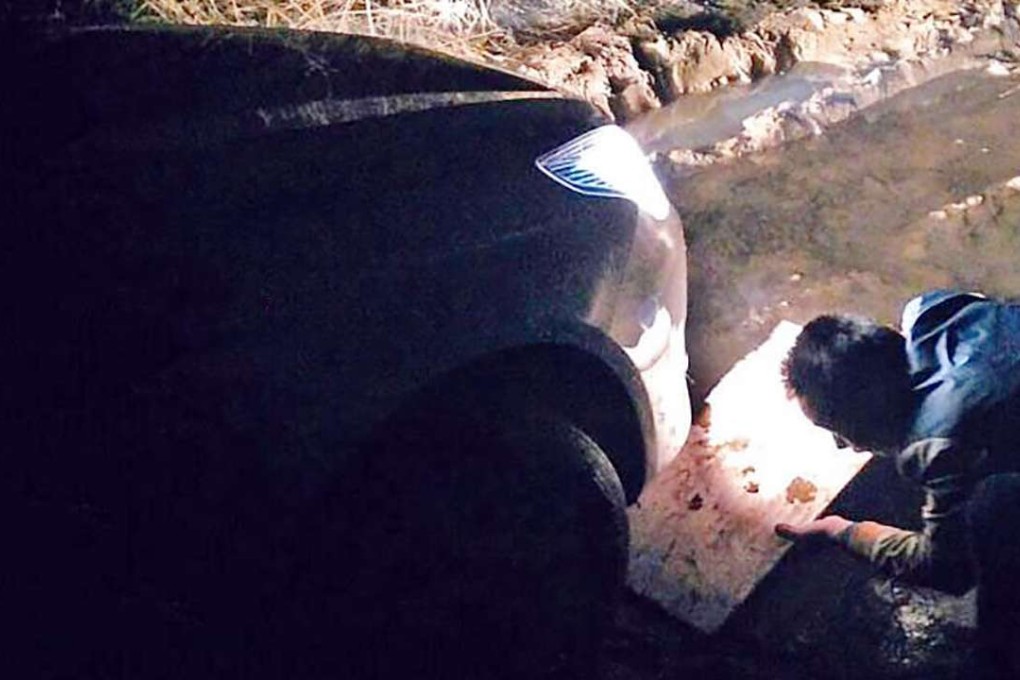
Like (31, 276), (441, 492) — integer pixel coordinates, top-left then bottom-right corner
(577, 3), (1020, 679)
(604, 14), (1020, 680)
(512, 1), (1019, 136)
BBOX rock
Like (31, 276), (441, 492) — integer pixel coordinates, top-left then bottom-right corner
(512, 24), (661, 121)
(636, 35), (671, 70)
(843, 7), (868, 24)
(781, 26), (820, 62)
(613, 80), (660, 120)
(515, 42), (612, 118)
(575, 26), (662, 118)
(792, 8), (826, 32)
(667, 32), (733, 95)
(823, 10), (849, 27)
(661, 31), (774, 96)
(745, 33), (778, 77)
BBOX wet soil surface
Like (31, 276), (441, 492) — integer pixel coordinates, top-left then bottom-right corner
(605, 463), (974, 679)
(602, 67), (1020, 679)
(678, 67), (1020, 402)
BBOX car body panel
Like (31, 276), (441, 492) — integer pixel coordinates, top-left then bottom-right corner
(5, 25), (689, 509)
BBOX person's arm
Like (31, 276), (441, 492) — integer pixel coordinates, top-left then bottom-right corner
(849, 438), (979, 593)
(778, 438), (979, 594)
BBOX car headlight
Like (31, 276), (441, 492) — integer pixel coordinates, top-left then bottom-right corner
(535, 125), (671, 221)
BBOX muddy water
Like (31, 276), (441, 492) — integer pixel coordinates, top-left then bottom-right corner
(665, 68), (1020, 402)
(628, 61), (852, 155)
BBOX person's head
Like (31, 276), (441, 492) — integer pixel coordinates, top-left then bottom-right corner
(782, 314), (913, 452)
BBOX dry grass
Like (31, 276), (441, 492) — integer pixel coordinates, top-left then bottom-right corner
(137, 0), (639, 53)
(142, 0), (500, 44)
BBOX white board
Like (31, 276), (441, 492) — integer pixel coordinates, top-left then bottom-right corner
(627, 320), (871, 632)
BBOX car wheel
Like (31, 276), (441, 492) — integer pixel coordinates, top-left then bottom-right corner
(325, 405), (629, 679)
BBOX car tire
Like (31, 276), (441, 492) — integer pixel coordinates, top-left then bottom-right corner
(325, 405), (629, 680)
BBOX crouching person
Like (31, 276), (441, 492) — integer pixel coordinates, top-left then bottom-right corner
(776, 290), (1020, 678)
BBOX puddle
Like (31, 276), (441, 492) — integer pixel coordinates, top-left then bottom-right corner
(664, 67), (1020, 402)
(627, 61), (851, 154)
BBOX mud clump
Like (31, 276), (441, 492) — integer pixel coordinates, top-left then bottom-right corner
(515, 24), (660, 120)
(786, 477), (818, 504)
(512, 0), (1017, 128)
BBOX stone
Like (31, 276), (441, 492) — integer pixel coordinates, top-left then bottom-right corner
(823, 10), (849, 26)
(612, 80), (660, 120)
(843, 7), (868, 24)
(659, 30), (783, 97)
(577, 26), (663, 119)
(513, 24), (664, 121)
(794, 8), (826, 32)
(635, 35), (671, 71)
(667, 32), (735, 95)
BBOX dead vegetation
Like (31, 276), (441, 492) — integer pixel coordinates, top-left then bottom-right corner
(135, 0), (640, 54)
(132, 1), (892, 42)
(140, 0), (501, 45)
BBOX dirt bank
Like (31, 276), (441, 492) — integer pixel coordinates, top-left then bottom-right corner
(511, 1), (1019, 142)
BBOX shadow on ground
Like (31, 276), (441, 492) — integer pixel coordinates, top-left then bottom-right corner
(604, 458), (976, 679)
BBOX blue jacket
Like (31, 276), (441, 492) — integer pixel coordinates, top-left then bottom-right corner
(843, 291), (1020, 592)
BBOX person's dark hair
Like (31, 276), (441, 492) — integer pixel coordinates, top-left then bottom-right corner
(782, 315), (912, 451)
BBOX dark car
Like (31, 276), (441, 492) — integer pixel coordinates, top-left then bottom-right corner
(4, 24), (690, 679)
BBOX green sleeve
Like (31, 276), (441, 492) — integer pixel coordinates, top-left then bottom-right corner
(839, 438), (980, 594)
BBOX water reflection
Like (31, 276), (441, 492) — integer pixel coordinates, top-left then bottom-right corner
(626, 62), (851, 153)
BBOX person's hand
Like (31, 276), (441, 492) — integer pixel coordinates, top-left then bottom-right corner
(775, 515), (852, 545)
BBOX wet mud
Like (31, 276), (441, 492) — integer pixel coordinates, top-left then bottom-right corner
(677, 68), (1020, 404)
(606, 66), (1020, 680)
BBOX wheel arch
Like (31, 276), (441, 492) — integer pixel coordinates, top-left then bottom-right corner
(380, 337), (655, 505)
